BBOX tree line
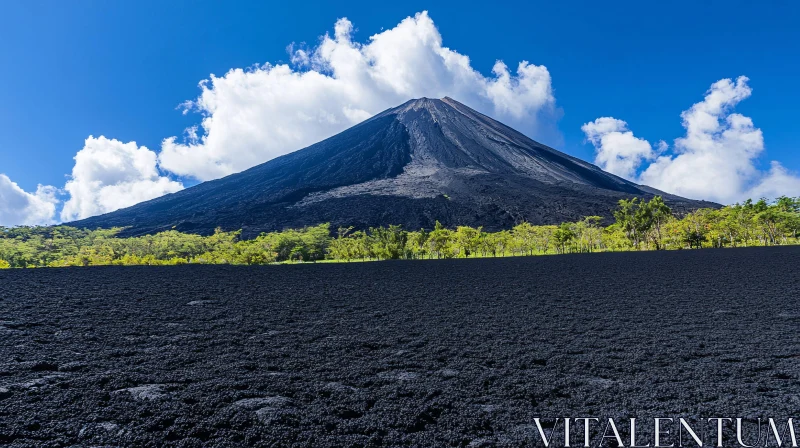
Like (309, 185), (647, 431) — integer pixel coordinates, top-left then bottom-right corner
(1, 196), (798, 268)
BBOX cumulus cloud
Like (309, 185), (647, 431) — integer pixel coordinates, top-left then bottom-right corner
(583, 76), (799, 204)
(159, 11), (557, 181)
(60, 136), (183, 221)
(638, 76), (765, 203)
(746, 161), (800, 201)
(581, 117), (658, 179)
(0, 174), (59, 226)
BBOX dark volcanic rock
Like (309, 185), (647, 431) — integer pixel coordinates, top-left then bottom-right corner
(1, 246), (798, 446)
(68, 97), (715, 237)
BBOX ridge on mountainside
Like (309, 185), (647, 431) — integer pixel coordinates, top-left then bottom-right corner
(70, 97), (717, 238)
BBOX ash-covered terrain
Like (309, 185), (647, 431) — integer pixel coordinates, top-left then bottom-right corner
(69, 98), (714, 238)
(1, 247), (799, 447)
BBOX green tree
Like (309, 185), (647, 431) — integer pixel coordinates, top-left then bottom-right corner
(573, 216), (603, 253)
(484, 230), (511, 257)
(406, 230), (429, 259)
(453, 226), (482, 257)
(614, 198), (645, 248)
(512, 222), (538, 255)
(775, 195), (800, 213)
(601, 223), (632, 251)
(368, 225), (407, 260)
(553, 223), (575, 254)
(646, 196), (672, 250)
(680, 209), (710, 249)
(754, 207), (793, 245)
(328, 227), (355, 261)
(427, 221), (454, 259)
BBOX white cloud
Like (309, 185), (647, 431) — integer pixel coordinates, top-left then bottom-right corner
(746, 161), (800, 201)
(583, 76), (800, 204)
(159, 11), (557, 181)
(639, 76), (764, 203)
(60, 136), (183, 221)
(581, 117), (656, 180)
(0, 174), (59, 226)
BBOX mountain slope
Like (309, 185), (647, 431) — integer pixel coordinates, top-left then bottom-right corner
(70, 97), (715, 237)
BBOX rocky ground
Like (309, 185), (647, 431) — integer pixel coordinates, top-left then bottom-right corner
(1, 246), (799, 447)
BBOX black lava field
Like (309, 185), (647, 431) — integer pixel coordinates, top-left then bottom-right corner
(1, 247), (799, 447)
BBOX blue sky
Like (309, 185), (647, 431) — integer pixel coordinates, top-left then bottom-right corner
(1, 0), (798, 225)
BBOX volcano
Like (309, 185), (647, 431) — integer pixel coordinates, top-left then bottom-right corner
(70, 97), (714, 237)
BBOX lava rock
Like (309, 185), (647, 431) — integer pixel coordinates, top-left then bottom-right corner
(0, 246), (797, 446)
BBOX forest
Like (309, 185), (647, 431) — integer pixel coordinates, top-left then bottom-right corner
(1, 196), (798, 268)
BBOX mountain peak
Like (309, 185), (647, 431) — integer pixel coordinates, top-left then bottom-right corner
(391, 96), (467, 109)
(389, 96), (448, 112)
(378, 96), (489, 129)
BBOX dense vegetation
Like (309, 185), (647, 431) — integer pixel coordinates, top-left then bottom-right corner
(1, 196), (798, 268)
